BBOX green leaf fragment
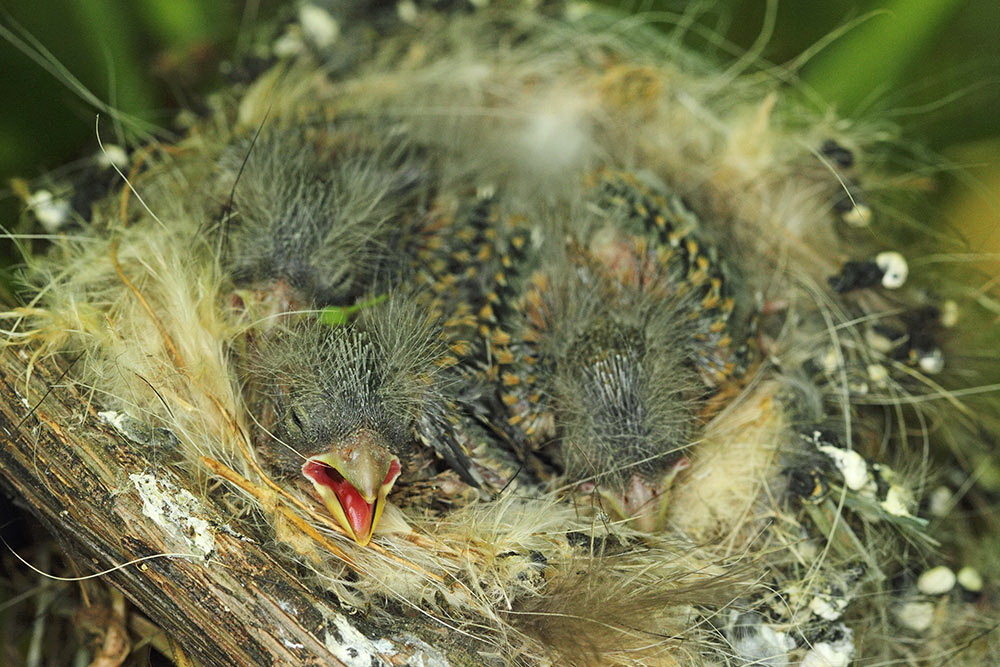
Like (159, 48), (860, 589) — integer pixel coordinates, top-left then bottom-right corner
(318, 294), (387, 327)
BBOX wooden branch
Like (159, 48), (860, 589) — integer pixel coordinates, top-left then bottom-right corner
(0, 347), (463, 665)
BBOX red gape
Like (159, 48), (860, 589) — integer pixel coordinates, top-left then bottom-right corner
(303, 459), (401, 537)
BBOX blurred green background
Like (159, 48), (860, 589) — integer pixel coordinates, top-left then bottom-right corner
(0, 0), (997, 254)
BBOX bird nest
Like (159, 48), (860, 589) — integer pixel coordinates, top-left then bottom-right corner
(1, 2), (998, 665)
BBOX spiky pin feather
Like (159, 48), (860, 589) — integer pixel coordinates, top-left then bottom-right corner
(5, 1), (1000, 665)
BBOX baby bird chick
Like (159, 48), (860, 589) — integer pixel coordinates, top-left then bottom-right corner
(492, 171), (749, 530)
(222, 126), (425, 312)
(507, 260), (701, 530)
(244, 298), (474, 546)
(222, 127), (482, 544)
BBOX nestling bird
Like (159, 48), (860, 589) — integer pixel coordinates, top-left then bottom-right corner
(241, 298), (480, 545)
(222, 125), (490, 544)
(487, 170), (752, 530)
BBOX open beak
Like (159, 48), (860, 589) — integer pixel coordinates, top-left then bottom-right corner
(302, 442), (401, 546)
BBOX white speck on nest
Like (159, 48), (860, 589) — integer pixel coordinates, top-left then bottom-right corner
(519, 91), (590, 175)
(99, 410), (130, 433)
(876, 251), (908, 289)
(867, 363), (889, 386)
(325, 615), (392, 666)
(800, 625), (854, 667)
(928, 485), (952, 517)
(323, 615), (449, 666)
(397, 0), (419, 24)
(841, 202), (873, 228)
(129, 473), (215, 558)
(393, 635), (452, 667)
(896, 600), (935, 632)
(941, 300), (959, 328)
(809, 593), (848, 621)
(881, 485), (916, 518)
(299, 4), (339, 49)
(820, 346), (840, 374)
(818, 445), (872, 493)
(273, 29), (303, 57)
(957, 566), (984, 593)
(729, 620), (794, 665)
(917, 566), (956, 596)
(27, 189), (72, 232)
(96, 143), (129, 169)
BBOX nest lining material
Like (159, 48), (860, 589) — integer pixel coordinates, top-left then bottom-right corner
(5, 3), (999, 665)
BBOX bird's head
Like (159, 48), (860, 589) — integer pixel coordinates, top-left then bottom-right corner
(550, 302), (698, 531)
(251, 298), (452, 545)
(267, 338), (414, 545)
(222, 128), (429, 310)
